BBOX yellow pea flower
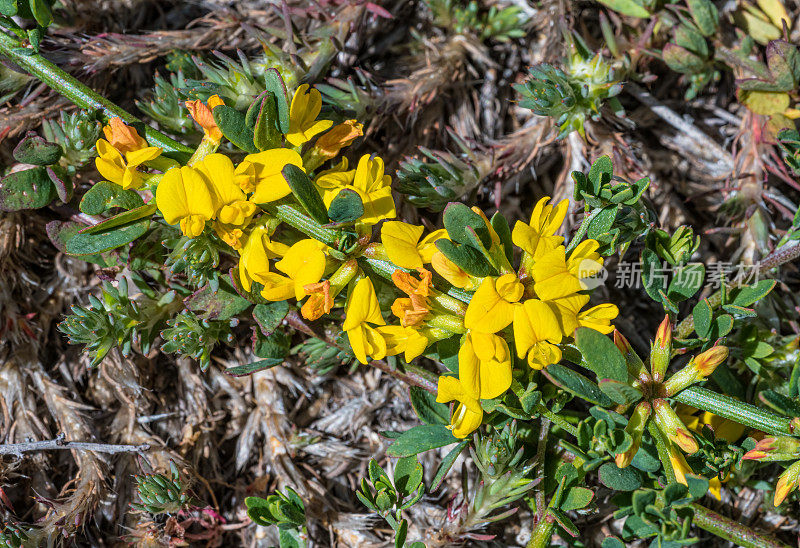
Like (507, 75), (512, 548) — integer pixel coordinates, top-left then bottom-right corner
(314, 157), (353, 191)
(513, 196), (568, 261)
(668, 442), (694, 486)
(102, 117), (147, 153)
(382, 221), (448, 270)
(436, 374), (483, 439)
(185, 95), (225, 143)
(237, 225), (289, 292)
(258, 239), (327, 301)
(463, 273), (524, 333)
(379, 325), (429, 362)
(155, 166), (215, 238)
(241, 149), (305, 203)
(95, 138), (162, 190)
(314, 119), (363, 158)
(286, 84), (333, 147)
(459, 331), (513, 400)
(343, 277), (388, 364)
(513, 299), (563, 370)
(194, 154), (258, 226)
(530, 245), (584, 301)
(546, 293), (618, 337)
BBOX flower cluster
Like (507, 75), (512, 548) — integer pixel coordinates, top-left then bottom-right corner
(90, 77), (618, 441)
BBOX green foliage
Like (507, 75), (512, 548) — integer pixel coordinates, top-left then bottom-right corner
(164, 231), (228, 288)
(426, 0), (526, 43)
(41, 110), (103, 171)
(294, 333), (357, 375)
(0, 524), (30, 548)
(136, 71), (195, 136)
(160, 310), (236, 371)
(132, 461), (191, 514)
(563, 407), (634, 471)
(59, 281), (180, 366)
(613, 477), (709, 546)
(515, 36), (623, 139)
(246, 489), (307, 548)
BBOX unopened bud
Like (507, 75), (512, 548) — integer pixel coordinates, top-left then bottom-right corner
(694, 345), (728, 376)
(650, 315), (672, 381)
(653, 399), (699, 454)
(615, 402), (650, 468)
(614, 329), (648, 379)
(774, 460), (800, 506)
(743, 436), (800, 462)
(665, 345), (729, 396)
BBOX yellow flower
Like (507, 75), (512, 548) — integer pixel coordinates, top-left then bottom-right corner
(513, 196), (568, 262)
(513, 299), (563, 369)
(155, 166), (215, 238)
(186, 95), (225, 143)
(675, 404), (745, 444)
(241, 149), (305, 203)
(436, 375), (483, 439)
(286, 84), (333, 147)
(194, 154), (258, 226)
(530, 245), (584, 301)
(95, 138), (162, 190)
(102, 117), (147, 153)
(343, 277), (388, 364)
(668, 442), (694, 486)
(463, 273), (524, 334)
(238, 226), (289, 292)
(431, 251), (478, 291)
(459, 331), (513, 400)
(382, 221), (448, 270)
(258, 239), (327, 301)
(380, 325), (430, 362)
(321, 154), (396, 226)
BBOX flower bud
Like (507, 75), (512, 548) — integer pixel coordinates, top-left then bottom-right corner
(774, 460), (800, 506)
(653, 399), (699, 454)
(743, 436), (800, 462)
(664, 345), (728, 396)
(694, 345), (729, 376)
(614, 329), (648, 379)
(650, 315), (672, 381)
(615, 402), (650, 468)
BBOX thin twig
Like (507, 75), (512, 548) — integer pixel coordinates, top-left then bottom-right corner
(0, 433), (149, 457)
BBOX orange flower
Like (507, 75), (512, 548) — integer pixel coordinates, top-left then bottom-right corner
(103, 117), (147, 153)
(315, 120), (364, 159)
(391, 295), (430, 327)
(391, 269), (432, 298)
(186, 95), (225, 143)
(301, 280), (334, 321)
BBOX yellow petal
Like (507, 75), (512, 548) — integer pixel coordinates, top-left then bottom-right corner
(125, 146), (162, 167)
(513, 299), (562, 360)
(247, 148), (305, 203)
(431, 251), (473, 289)
(458, 334), (481, 400)
(156, 167), (191, 225)
(450, 402), (483, 438)
(361, 186), (396, 225)
(195, 153), (244, 210)
(274, 239), (327, 300)
(532, 246), (583, 300)
(578, 303), (619, 334)
(348, 324), (369, 365)
(464, 276), (518, 333)
(382, 221), (424, 270)
(343, 277), (386, 330)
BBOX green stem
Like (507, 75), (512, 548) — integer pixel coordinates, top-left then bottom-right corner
(691, 504), (790, 548)
(267, 203), (340, 247)
(526, 516), (555, 548)
(535, 404), (578, 437)
(674, 385), (796, 437)
(0, 31), (191, 154)
(647, 420), (676, 484)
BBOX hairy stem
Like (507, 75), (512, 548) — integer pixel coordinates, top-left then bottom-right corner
(674, 385), (796, 437)
(692, 504), (790, 548)
(0, 30), (191, 153)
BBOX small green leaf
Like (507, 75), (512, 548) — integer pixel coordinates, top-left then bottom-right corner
(387, 424), (458, 457)
(327, 188), (364, 225)
(212, 105), (257, 153)
(253, 301), (290, 336)
(490, 211), (513, 263)
(435, 239), (497, 277)
(599, 379), (643, 406)
(596, 0), (649, 18)
(687, 0), (718, 36)
(0, 167), (57, 211)
(575, 327), (628, 382)
(253, 330), (290, 361)
(543, 363), (614, 407)
(732, 280), (776, 306)
(561, 486), (594, 511)
(395, 519), (408, 548)
(0, 0), (19, 16)
(667, 263), (705, 302)
(13, 132), (62, 165)
(548, 507), (579, 537)
(409, 386), (449, 425)
(264, 68), (290, 133)
(693, 299), (713, 339)
(393, 457), (423, 499)
(186, 278), (250, 320)
(443, 202), (491, 248)
(598, 462), (641, 491)
(601, 537), (626, 548)
(80, 181), (144, 215)
(251, 92), (282, 151)
(28, 0), (52, 27)
(65, 218), (150, 255)
(430, 440), (468, 491)
(224, 358), (284, 377)
(283, 164), (329, 225)
(710, 314), (734, 338)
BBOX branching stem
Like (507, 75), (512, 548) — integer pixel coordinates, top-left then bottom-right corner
(0, 433), (149, 457)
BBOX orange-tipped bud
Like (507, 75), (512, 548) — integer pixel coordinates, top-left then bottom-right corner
(774, 461), (800, 506)
(614, 328), (648, 379)
(743, 436), (800, 462)
(653, 399), (699, 454)
(615, 402), (651, 468)
(650, 315), (672, 381)
(103, 117), (147, 153)
(694, 345), (729, 376)
(186, 95), (225, 143)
